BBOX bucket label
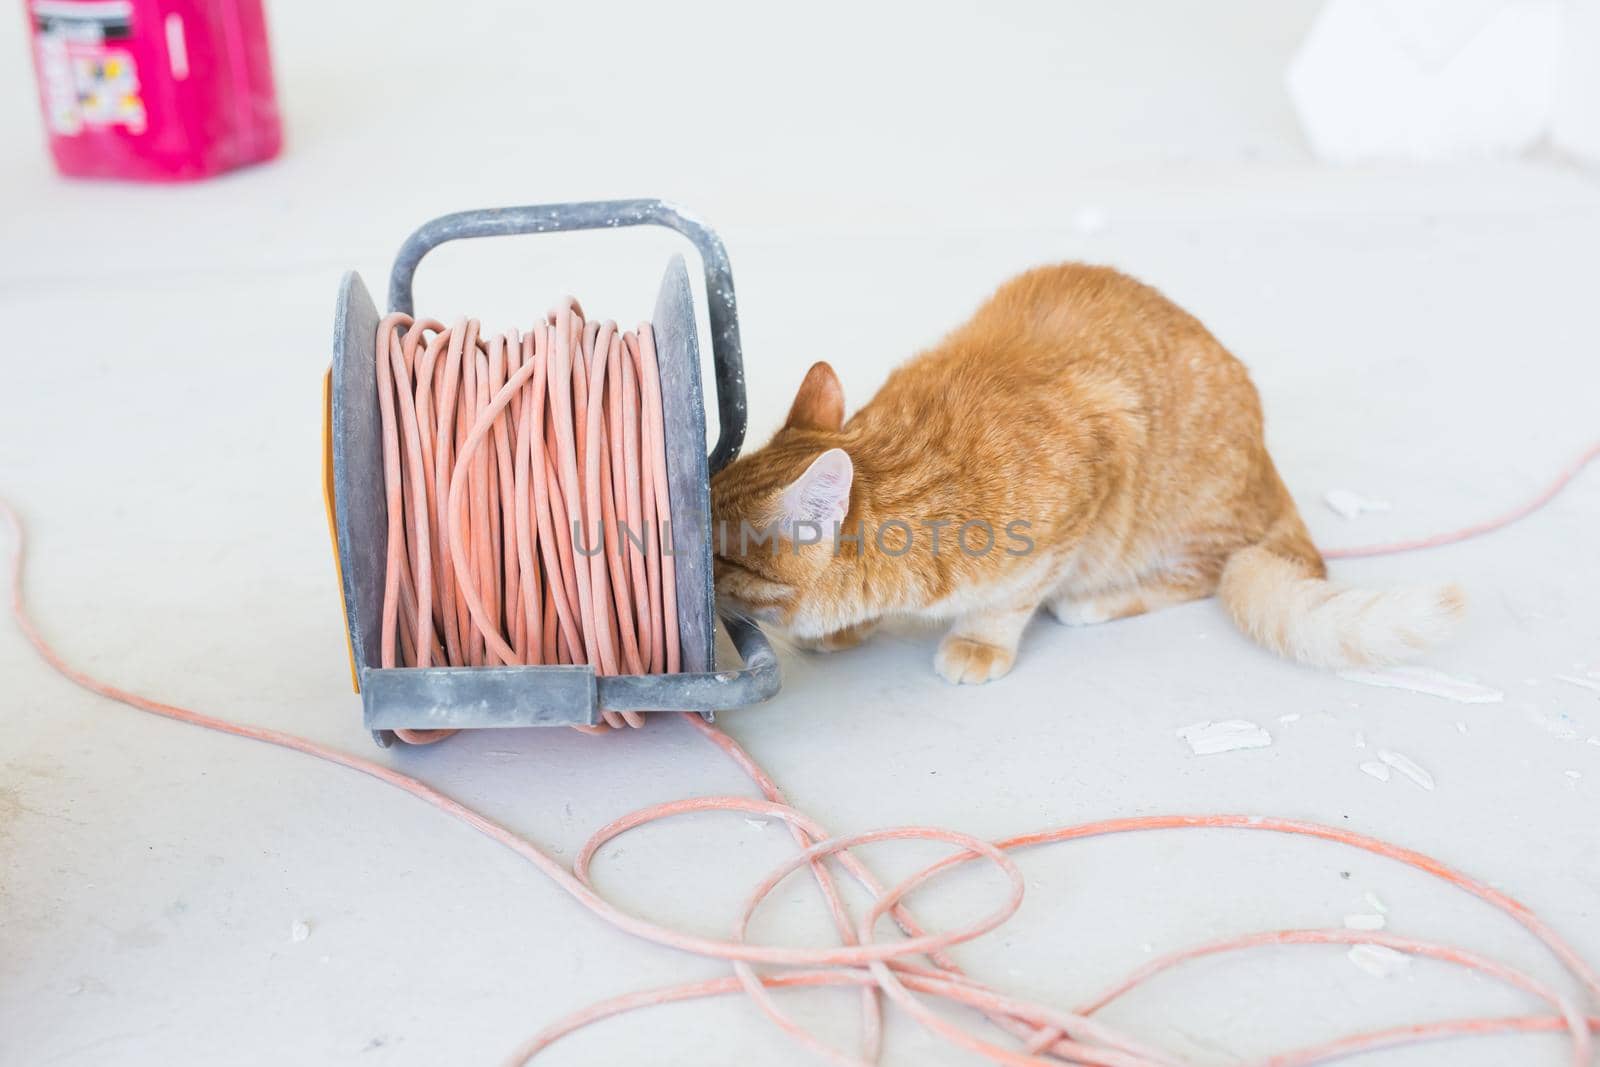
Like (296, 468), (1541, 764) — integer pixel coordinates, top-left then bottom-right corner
(31, 1), (147, 136)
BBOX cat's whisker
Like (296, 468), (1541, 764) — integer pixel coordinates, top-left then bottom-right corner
(717, 601), (804, 659)
(755, 625), (804, 659)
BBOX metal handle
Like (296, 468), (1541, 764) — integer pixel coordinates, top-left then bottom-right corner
(387, 198), (748, 472)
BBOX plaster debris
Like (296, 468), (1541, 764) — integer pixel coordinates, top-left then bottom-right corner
(1555, 674), (1600, 695)
(1340, 665), (1504, 704)
(1455, 722), (1469, 736)
(1359, 761), (1392, 782)
(1378, 749), (1435, 791)
(1348, 943), (1411, 978)
(1588, 737), (1600, 748)
(1324, 488), (1392, 519)
(291, 920), (312, 943)
(1363, 891), (1389, 915)
(1354, 731), (1368, 749)
(1176, 719), (1272, 756)
(1344, 913), (1387, 931)
(1565, 770), (1583, 780)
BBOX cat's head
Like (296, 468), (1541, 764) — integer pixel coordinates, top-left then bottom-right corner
(710, 362), (857, 639)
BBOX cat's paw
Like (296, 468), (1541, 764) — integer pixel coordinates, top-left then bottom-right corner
(1046, 596), (1112, 626)
(811, 622), (875, 653)
(934, 636), (1016, 685)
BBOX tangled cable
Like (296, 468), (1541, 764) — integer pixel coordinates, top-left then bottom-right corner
(372, 301), (675, 743)
(5, 295), (1599, 1064)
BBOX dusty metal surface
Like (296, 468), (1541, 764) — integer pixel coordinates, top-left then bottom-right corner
(653, 253), (715, 681)
(330, 271), (385, 684)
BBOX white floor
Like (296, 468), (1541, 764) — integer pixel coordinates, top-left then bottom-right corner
(3, 3), (1599, 1065)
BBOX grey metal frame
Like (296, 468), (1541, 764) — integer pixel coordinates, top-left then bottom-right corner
(330, 200), (779, 745)
(388, 198), (747, 472)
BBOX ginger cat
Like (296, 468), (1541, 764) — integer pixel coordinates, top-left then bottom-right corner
(710, 264), (1464, 684)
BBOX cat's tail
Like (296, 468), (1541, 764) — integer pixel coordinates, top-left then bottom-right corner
(1217, 514), (1465, 669)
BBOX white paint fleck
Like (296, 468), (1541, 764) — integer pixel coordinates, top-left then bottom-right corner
(1524, 706), (1580, 740)
(1359, 760), (1392, 782)
(1378, 749), (1435, 791)
(1344, 913), (1387, 931)
(1555, 674), (1600, 695)
(1348, 943), (1411, 978)
(1354, 730), (1368, 749)
(1564, 769), (1582, 780)
(1278, 713), (1302, 724)
(1363, 891), (1389, 914)
(291, 920), (311, 943)
(1341, 665), (1504, 704)
(1324, 488), (1392, 519)
(1587, 737), (1600, 747)
(1455, 721), (1469, 735)
(1176, 720), (1272, 756)
(744, 818), (770, 831)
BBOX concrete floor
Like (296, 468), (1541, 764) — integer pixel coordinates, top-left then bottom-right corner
(2, 3), (1598, 1064)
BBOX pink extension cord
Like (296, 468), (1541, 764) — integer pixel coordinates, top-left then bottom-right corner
(3, 299), (1598, 1064)
(1321, 441), (1600, 560)
(370, 301), (676, 743)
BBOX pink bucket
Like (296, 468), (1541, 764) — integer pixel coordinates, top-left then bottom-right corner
(26, 0), (282, 181)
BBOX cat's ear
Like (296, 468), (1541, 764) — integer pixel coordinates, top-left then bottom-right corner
(777, 448), (853, 532)
(784, 361), (845, 432)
